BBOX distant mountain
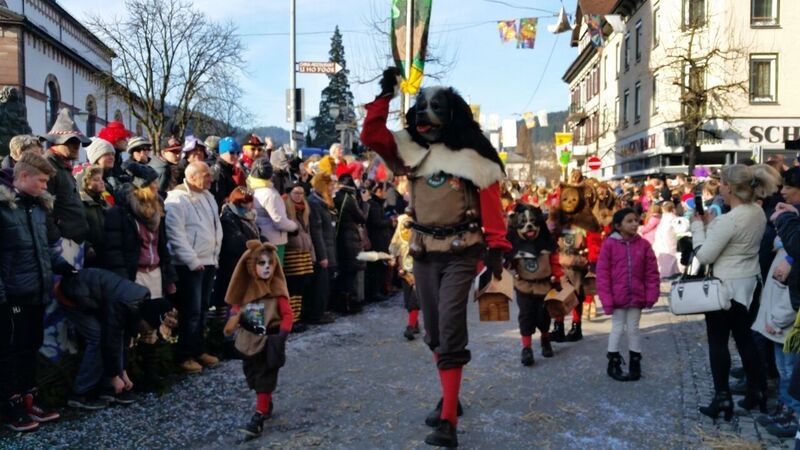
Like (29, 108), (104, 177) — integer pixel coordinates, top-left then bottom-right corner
(530, 110), (568, 148)
(246, 126), (290, 147)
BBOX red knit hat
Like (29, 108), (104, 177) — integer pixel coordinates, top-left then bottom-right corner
(681, 193), (693, 204)
(98, 121), (132, 144)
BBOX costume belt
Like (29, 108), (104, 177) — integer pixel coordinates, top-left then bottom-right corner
(410, 221), (478, 239)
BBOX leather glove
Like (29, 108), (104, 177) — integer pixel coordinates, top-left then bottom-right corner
(484, 247), (504, 280)
(379, 67), (402, 97)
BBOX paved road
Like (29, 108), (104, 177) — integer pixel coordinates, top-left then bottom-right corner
(0, 290), (792, 449)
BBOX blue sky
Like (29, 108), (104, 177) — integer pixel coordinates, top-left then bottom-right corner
(67, 0), (578, 129)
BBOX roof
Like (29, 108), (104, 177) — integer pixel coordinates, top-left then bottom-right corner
(45, 0), (115, 58)
(571, 0), (618, 46)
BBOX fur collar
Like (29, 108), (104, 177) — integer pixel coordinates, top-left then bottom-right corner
(0, 185), (54, 210)
(392, 130), (505, 189)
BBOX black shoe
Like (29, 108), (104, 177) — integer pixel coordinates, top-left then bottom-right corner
(99, 389), (136, 406)
(67, 393), (108, 411)
(425, 398), (464, 427)
(607, 352), (627, 382)
(520, 347), (534, 366)
(757, 404), (790, 426)
(566, 322), (583, 342)
(765, 414), (798, 438)
(550, 322), (566, 342)
(404, 326), (416, 341)
(627, 351), (641, 381)
(541, 336), (554, 358)
(313, 312), (336, 324)
(699, 391), (734, 421)
(730, 366), (745, 379)
(424, 419), (458, 448)
(240, 412), (266, 437)
(737, 389), (768, 413)
(730, 378), (747, 395)
(412, 324), (421, 334)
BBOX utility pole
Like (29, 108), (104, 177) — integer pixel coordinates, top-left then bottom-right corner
(289, 0), (297, 152)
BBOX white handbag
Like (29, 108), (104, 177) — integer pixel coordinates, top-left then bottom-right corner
(668, 260), (731, 315)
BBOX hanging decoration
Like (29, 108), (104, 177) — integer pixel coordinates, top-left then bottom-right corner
(498, 20), (517, 43)
(547, 6), (573, 34)
(586, 14), (605, 48)
(516, 18), (538, 49)
(537, 110), (548, 127)
(391, 0), (433, 94)
(523, 112), (536, 129)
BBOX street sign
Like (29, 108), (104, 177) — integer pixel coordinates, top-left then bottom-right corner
(296, 61), (343, 74)
(291, 131), (304, 141)
(587, 156), (601, 171)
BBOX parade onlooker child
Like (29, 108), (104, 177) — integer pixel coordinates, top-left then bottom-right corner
(638, 203), (661, 245)
(388, 214), (420, 340)
(223, 241), (293, 437)
(0, 152), (67, 431)
(596, 208), (660, 382)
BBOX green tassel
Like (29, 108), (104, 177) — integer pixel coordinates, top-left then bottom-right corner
(783, 312), (800, 353)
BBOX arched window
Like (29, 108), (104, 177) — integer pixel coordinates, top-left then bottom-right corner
(85, 95), (97, 137)
(135, 121), (143, 136)
(114, 109), (123, 124)
(45, 75), (60, 130)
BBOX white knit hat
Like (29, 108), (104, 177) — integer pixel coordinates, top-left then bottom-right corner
(85, 137), (115, 164)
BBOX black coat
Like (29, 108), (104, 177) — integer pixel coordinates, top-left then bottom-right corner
(334, 190), (368, 271)
(211, 159), (241, 208)
(366, 195), (393, 252)
(213, 204), (262, 306)
(80, 190), (107, 267)
(775, 210), (800, 310)
(46, 153), (89, 243)
(103, 199), (176, 295)
(149, 156), (180, 198)
(308, 191), (337, 268)
(0, 186), (65, 305)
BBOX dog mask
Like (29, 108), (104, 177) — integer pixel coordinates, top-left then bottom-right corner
(513, 205), (543, 241)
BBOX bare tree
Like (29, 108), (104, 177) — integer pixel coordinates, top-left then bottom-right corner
(652, 10), (750, 176)
(191, 75), (254, 137)
(89, 0), (245, 151)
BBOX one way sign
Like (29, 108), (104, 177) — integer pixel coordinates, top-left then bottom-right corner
(296, 61), (343, 74)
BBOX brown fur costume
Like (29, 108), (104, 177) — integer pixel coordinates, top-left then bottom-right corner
(549, 183), (600, 233)
(593, 182), (618, 229)
(225, 241), (289, 307)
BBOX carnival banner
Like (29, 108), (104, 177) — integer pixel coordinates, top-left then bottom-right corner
(555, 132), (573, 166)
(517, 18), (537, 49)
(498, 20), (517, 43)
(586, 14), (604, 48)
(537, 110), (549, 127)
(391, 0), (433, 94)
(523, 112), (536, 129)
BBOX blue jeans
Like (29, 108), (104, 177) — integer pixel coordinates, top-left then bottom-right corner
(775, 343), (800, 414)
(62, 306), (103, 395)
(175, 265), (216, 362)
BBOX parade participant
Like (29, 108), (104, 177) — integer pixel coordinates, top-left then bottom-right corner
(507, 203), (557, 366)
(361, 68), (510, 448)
(388, 213), (421, 340)
(596, 208), (660, 381)
(223, 241), (293, 438)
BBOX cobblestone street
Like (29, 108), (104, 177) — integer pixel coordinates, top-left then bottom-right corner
(0, 289), (792, 449)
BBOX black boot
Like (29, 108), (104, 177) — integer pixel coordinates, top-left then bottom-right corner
(699, 391), (734, 421)
(520, 347), (534, 366)
(737, 389), (768, 413)
(424, 419), (458, 448)
(566, 322), (583, 342)
(137, 343), (166, 393)
(627, 351), (641, 381)
(425, 398), (464, 427)
(541, 335), (554, 358)
(550, 322), (566, 343)
(607, 352), (627, 381)
(348, 294), (363, 314)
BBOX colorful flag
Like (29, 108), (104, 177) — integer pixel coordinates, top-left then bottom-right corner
(537, 110), (548, 127)
(586, 14), (604, 48)
(523, 112), (536, 129)
(470, 104), (481, 123)
(391, 0), (433, 94)
(517, 18), (537, 49)
(554, 133), (573, 166)
(502, 119), (518, 148)
(498, 20), (517, 43)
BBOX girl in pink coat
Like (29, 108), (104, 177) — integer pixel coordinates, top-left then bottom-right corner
(597, 208), (660, 382)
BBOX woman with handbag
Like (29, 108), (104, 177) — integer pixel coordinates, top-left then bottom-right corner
(691, 164), (780, 421)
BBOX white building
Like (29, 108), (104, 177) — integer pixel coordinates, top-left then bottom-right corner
(0, 0), (135, 138)
(563, 0), (800, 179)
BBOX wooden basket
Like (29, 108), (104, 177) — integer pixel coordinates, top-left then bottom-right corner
(478, 293), (510, 321)
(583, 272), (597, 296)
(544, 282), (579, 318)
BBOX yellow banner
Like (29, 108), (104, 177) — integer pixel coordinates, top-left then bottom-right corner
(554, 133), (572, 146)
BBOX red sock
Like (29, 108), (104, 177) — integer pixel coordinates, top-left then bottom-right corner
(521, 335), (532, 348)
(585, 295), (593, 304)
(438, 367), (463, 426)
(572, 308), (581, 323)
(256, 392), (271, 414)
(408, 309), (419, 327)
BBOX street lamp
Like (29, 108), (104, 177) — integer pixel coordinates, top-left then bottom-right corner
(329, 103), (351, 153)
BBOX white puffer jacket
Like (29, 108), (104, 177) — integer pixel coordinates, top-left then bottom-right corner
(165, 182), (223, 269)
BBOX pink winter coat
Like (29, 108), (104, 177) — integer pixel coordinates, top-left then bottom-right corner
(596, 232), (661, 315)
(638, 214), (660, 245)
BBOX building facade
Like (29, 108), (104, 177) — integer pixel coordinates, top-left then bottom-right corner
(0, 0), (135, 140)
(563, 0), (800, 179)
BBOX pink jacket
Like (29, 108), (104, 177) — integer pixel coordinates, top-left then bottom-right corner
(596, 232), (660, 315)
(638, 215), (660, 245)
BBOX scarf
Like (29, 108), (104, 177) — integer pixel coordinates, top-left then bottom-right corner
(285, 196), (310, 230)
(247, 175), (272, 191)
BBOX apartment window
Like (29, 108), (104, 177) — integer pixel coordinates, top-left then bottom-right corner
(616, 43), (621, 79)
(635, 21), (642, 62)
(614, 97), (619, 129)
(603, 55), (608, 88)
(683, 0), (706, 28)
(653, 8), (660, 47)
(624, 33), (631, 70)
(623, 89), (630, 128)
(45, 76), (60, 130)
(634, 81), (641, 123)
(750, 54), (778, 103)
(683, 64), (706, 117)
(751, 0), (779, 26)
(652, 76), (659, 115)
(85, 96), (97, 137)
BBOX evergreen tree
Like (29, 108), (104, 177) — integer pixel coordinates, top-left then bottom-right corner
(309, 26), (355, 150)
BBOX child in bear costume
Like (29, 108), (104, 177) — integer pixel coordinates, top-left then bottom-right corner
(224, 241), (293, 438)
(360, 68), (511, 448)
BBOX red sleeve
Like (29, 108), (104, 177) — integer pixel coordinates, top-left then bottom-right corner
(359, 96), (404, 170)
(586, 231), (603, 263)
(550, 252), (563, 281)
(479, 182), (512, 252)
(277, 296), (294, 333)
